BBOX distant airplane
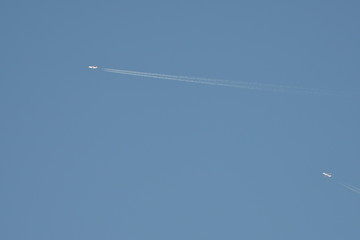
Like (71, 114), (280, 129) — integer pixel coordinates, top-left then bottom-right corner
(322, 172), (332, 178)
(88, 66), (98, 69)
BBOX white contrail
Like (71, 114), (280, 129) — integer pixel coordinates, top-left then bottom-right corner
(102, 68), (334, 95)
(103, 68), (271, 92)
(105, 68), (296, 89)
(339, 183), (360, 195)
(345, 184), (360, 192)
(337, 181), (360, 194)
(103, 68), (325, 94)
(323, 175), (360, 195)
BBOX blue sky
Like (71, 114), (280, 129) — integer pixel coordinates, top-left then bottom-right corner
(1, 1), (360, 239)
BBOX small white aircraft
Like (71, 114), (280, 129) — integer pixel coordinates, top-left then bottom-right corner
(322, 172), (332, 178)
(88, 66), (98, 69)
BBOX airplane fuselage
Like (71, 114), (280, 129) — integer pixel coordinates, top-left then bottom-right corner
(322, 172), (332, 178)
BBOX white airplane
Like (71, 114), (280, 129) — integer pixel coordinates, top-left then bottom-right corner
(88, 66), (98, 69)
(322, 172), (332, 178)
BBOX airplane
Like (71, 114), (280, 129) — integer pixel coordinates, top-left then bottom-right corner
(322, 172), (332, 178)
(88, 66), (98, 69)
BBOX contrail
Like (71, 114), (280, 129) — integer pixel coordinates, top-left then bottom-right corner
(339, 183), (360, 194)
(323, 175), (360, 195)
(102, 68), (335, 95)
(103, 68), (272, 92)
(337, 179), (360, 194)
(345, 183), (360, 192)
(105, 68), (298, 89)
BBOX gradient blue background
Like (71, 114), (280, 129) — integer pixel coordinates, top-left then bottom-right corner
(1, 1), (359, 239)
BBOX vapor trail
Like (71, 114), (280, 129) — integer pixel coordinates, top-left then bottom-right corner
(340, 183), (360, 194)
(103, 68), (333, 95)
(345, 183), (360, 192)
(105, 68), (295, 89)
(103, 68), (270, 92)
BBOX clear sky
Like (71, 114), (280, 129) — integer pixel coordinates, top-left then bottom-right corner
(1, 1), (360, 239)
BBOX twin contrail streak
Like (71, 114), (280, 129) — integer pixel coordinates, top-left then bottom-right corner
(336, 180), (360, 195)
(102, 68), (334, 95)
(103, 68), (275, 92)
(340, 183), (360, 194)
